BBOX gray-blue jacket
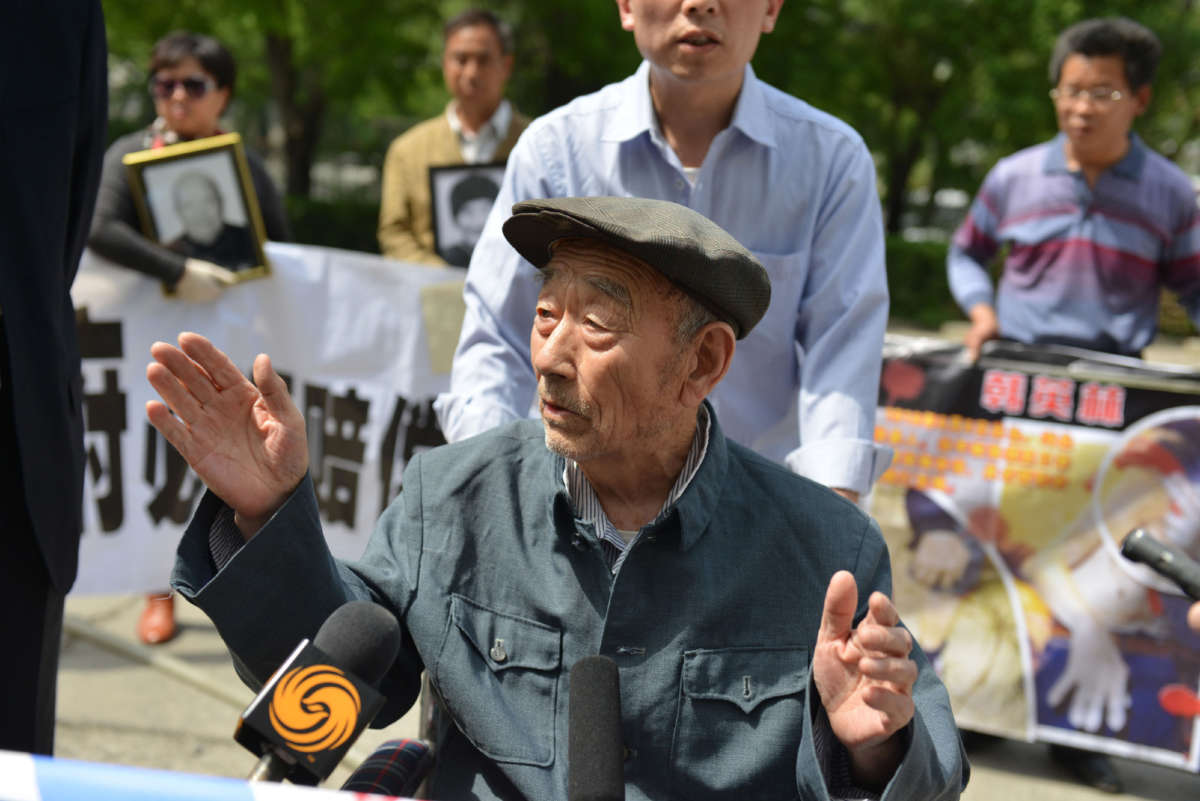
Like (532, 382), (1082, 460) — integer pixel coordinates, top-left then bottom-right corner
(173, 412), (967, 800)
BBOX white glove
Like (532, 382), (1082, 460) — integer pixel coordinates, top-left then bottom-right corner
(172, 259), (236, 302)
(911, 529), (972, 590)
(1047, 615), (1130, 732)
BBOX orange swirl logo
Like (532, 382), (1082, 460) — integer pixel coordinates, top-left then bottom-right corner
(268, 664), (362, 753)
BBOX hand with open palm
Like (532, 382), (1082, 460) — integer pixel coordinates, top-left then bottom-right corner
(145, 332), (308, 538)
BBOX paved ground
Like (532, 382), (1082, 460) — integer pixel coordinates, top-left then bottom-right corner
(50, 327), (1200, 797)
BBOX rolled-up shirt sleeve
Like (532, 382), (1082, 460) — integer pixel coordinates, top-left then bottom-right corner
(786, 141), (891, 494)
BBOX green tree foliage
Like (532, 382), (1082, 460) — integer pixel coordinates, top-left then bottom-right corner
(103, 0), (1200, 227)
(102, 0), (442, 195)
(753, 0), (1200, 233)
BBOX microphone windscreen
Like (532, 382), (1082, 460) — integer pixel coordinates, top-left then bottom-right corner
(568, 655), (624, 801)
(1121, 528), (1200, 600)
(312, 600), (403, 686)
(340, 738), (434, 796)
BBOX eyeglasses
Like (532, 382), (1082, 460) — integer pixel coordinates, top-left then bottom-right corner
(1049, 86), (1125, 106)
(150, 75), (218, 100)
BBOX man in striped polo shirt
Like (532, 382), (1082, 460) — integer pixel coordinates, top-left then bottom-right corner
(946, 17), (1200, 793)
(949, 17), (1200, 362)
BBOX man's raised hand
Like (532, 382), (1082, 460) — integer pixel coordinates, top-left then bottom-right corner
(145, 332), (308, 538)
(813, 570), (917, 788)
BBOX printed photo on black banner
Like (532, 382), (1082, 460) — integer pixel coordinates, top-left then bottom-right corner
(428, 163), (503, 267)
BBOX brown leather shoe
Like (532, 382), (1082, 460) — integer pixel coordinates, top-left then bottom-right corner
(137, 593), (177, 645)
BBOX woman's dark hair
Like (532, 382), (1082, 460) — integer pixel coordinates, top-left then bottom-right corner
(1049, 17), (1161, 90)
(149, 31), (237, 91)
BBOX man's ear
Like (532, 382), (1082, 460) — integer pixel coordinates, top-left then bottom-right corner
(1132, 84), (1152, 117)
(762, 0), (785, 34)
(679, 321), (736, 407)
(616, 0), (636, 33)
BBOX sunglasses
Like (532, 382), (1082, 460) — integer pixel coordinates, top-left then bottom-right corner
(150, 75), (218, 99)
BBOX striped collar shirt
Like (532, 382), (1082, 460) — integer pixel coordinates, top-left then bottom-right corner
(562, 406), (711, 574)
(446, 99), (512, 164)
(948, 132), (1200, 353)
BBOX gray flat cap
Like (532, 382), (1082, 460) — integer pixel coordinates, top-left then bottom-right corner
(502, 196), (770, 339)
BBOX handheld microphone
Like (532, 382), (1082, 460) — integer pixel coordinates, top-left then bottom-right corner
(1120, 528), (1200, 601)
(235, 600), (402, 784)
(339, 737), (435, 796)
(568, 655), (625, 801)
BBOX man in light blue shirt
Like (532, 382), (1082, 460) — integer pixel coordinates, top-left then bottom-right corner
(435, 0), (890, 500)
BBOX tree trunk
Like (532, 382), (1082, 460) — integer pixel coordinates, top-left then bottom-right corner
(919, 140), (943, 228)
(884, 134), (923, 235)
(265, 32), (327, 197)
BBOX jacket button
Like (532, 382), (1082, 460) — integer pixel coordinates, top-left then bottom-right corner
(489, 638), (508, 663)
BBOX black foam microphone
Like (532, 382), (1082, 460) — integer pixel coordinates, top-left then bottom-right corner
(1121, 528), (1200, 601)
(568, 655), (625, 801)
(236, 600), (403, 784)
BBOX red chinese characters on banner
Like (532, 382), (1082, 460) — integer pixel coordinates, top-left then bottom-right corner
(1029, 376), (1075, 421)
(1076, 382), (1126, 427)
(980, 370), (1028, 415)
(970, 368), (1127, 427)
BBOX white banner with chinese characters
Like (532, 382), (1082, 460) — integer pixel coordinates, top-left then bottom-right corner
(871, 336), (1200, 771)
(69, 243), (467, 595)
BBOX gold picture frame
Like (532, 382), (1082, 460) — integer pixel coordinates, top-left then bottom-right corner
(123, 132), (271, 283)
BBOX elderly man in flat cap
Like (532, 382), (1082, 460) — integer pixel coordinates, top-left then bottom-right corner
(148, 197), (967, 800)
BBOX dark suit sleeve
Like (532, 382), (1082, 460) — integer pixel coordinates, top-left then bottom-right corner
(63, 2), (107, 281)
(0, 0), (109, 591)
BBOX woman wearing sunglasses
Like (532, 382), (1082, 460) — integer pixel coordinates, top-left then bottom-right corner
(89, 31), (290, 301)
(87, 31), (291, 645)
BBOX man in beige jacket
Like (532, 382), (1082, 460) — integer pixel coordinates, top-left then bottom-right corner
(378, 8), (530, 265)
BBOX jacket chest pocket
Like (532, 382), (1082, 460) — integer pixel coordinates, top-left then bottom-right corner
(433, 594), (562, 766)
(671, 646), (809, 800)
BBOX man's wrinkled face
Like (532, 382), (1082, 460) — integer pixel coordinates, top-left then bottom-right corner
(616, 0), (782, 88)
(443, 24), (513, 114)
(174, 175), (224, 244)
(530, 239), (691, 466)
(1054, 53), (1148, 167)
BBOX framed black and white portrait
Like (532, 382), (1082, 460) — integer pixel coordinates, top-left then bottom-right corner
(429, 164), (505, 268)
(123, 133), (270, 281)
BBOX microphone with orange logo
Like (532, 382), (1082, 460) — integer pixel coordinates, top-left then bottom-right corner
(234, 599), (402, 784)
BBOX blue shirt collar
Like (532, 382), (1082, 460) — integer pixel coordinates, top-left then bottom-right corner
(601, 61), (776, 150)
(1043, 131), (1147, 180)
